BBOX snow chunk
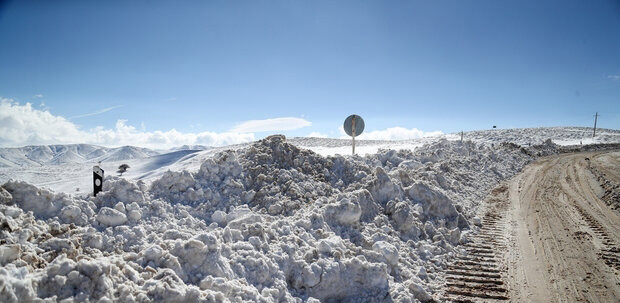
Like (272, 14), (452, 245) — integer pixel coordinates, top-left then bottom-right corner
(324, 195), (362, 225)
(317, 235), (346, 255)
(2, 181), (66, 219)
(304, 257), (390, 301)
(385, 200), (425, 240)
(373, 241), (399, 266)
(96, 207), (127, 226)
(127, 209), (141, 221)
(406, 182), (458, 218)
(0, 244), (20, 265)
(409, 281), (432, 302)
(0, 186), (12, 204)
(367, 166), (404, 205)
(59, 204), (88, 225)
(0, 264), (35, 302)
(211, 210), (227, 226)
(103, 177), (145, 203)
(170, 238), (234, 283)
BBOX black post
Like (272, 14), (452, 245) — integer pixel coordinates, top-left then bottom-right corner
(93, 166), (104, 196)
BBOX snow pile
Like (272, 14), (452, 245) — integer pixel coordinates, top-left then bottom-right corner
(0, 134), (553, 302)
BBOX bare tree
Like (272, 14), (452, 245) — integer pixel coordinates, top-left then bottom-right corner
(117, 164), (130, 176)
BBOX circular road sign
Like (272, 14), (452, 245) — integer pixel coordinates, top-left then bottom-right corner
(344, 114), (365, 137)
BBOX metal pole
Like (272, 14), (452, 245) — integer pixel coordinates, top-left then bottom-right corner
(352, 116), (356, 155)
(593, 112), (599, 137)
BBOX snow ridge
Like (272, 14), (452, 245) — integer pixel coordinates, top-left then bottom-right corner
(0, 144), (160, 168)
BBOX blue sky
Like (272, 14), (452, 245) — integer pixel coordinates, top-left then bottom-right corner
(1, 0), (619, 147)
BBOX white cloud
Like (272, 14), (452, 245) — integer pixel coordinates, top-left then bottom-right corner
(340, 126), (443, 140)
(608, 75), (620, 81)
(69, 105), (123, 119)
(0, 99), (85, 147)
(33, 94), (44, 98)
(0, 98), (254, 149)
(91, 120), (255, 148)
(230, 117), (311, 133)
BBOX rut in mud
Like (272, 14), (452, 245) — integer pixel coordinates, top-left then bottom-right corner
(442, 185), (512, 303)
(573, 203), (620, 270)
(443, 214), (509, 302)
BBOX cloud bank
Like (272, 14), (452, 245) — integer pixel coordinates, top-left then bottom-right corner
(0, 98), (254, 149)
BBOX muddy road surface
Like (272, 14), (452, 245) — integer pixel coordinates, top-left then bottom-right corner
(444, 151), (620, 302)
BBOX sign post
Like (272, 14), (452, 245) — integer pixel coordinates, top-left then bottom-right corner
(93, 165), (104, 196)
(352, 116), (356, 154)
(344, 114), (365, 155)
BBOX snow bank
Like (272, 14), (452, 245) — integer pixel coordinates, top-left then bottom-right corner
(0, 134), (555, 302)
(463, 126), (620, 146)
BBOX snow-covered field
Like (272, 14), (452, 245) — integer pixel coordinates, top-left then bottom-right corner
(0, 127), (619, 302)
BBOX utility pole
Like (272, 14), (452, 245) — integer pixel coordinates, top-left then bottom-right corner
(593, 112), (599, 137)
(460, 131), (464, 142)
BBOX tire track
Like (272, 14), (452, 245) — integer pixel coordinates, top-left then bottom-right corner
(573, 203), (620, 270)
(443, 212), (509, 302)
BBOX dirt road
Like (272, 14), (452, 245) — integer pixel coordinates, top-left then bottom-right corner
(443, 151), (620, 302)
(504, 151), (620, 302)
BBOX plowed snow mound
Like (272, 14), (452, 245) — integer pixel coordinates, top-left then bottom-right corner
(1, 135), (552, 302)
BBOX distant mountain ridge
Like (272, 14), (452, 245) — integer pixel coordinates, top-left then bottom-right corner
(1, 127), (619, 168)
(0, 144), (161, 167)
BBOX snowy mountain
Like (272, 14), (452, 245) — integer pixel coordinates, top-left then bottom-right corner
(0, 144), (160, 167)
(97, 146), (160, 163)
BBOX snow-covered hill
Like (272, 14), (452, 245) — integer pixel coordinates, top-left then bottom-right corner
(0, 127), (619, 302)
(0, 144), (160, 168)
(462, 126), (620, 146)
